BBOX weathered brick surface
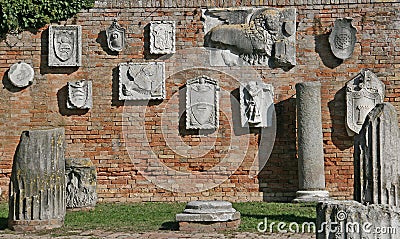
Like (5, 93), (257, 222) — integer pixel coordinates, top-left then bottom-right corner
(0, 2), (399, 202)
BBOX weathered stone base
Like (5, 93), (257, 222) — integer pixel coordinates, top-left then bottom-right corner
(8, 218), (64, 231)
(292, 190), (330, 203)
(178, 219), (241, 232)
(67, 206), (95, 212)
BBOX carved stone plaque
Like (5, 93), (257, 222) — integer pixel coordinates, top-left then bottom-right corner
(329, 18), (357, 60)
(203, 7), (296, 68)
(186, 76), (219, 129)
(66, 158), (97, 209)
(48, 25), (82, 67)
(67, 80), (92, 109)
(240, 81), (274, 128)
(119, 62), (165, 100)
(346, 69), (385, 135)
(106, 19), (125, 52)
(150, 21), (176, 54)
(8, 62), (34, 88)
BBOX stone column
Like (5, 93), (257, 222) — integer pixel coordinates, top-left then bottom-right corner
(293, 82), (329, 202)
(8, 128), (66, 231)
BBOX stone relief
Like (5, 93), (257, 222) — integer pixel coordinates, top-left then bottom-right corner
(119, 62), (165, 100)
(49, 25), (82, 67)
(150, 21), (176, 54)
(346, 69), (385, 135)
(186, 76), (219, 129)
(354, 103), (400, 207)
(329, 18), (357, 60)
(106, 19), (126, 52)
(240, 81), (274, 128)
(8, 62), (34, 88)
(67, 80), (92, 110)
(66, 158), (97, 209)
(203, 7), (296, 68)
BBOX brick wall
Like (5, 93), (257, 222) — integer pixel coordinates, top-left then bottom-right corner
(0, 1), (399, 202)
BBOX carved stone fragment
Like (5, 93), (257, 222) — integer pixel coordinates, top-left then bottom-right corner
(49, 25), (82, 67)
(329, 18), (357, 60)
(354, 103), (400, 207)
(8, 128), (66, 231)
(150, 21), (175, 54)
(66, 158), (97, 209)
(118, 62), (165, 100)
(67, 80), (92, 109)
(203, 7), (296, 68)
(186, 75), (219, 129)
(317, 200), (400, 239)
(8, 62), (34, 88)
(346, 69), (385, 135)
(240, 81), (274, 128)
(106, 19), (126, 52)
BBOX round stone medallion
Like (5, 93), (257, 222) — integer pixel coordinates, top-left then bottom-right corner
(8, 62), (34, 88)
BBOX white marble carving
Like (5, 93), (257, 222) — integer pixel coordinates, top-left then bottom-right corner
(119, 62), (165, 100)
(329, 18), (357, 60)
(8, 62), (34, 87)
(186, 76), (219, 129)
(240, 81), (274, 128)
(106, 19), (125, 52)
(203, 7), (296, 68)
(49, 25), (82, 67)
(150, 21), (176, 54)
(67, 80), (92, 109)
(346, 69), (385, 135)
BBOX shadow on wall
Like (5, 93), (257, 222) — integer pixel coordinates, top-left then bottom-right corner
(40, 28), (79, 75)
(178, 85), (201, 136)
(315, 33), (343, 69)
(111, 66), (124, 107)
(259, 98), (298, 202)
(57, 85), (89, 116)
(328, 86), (353, 150)
(229, 88), (256, 136)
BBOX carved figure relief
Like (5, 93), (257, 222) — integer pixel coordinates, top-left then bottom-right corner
(119, 62), (165, 100)
(49, 25), (82, 67)
(66, 158), (97, 209)
(8, 62), (34, 88)
(150, 21), (176, 54)
(203, 7), (296, 68)
(240, 81), (274, 128)
(346, 69), (385, 135)
(186, 76), (219, 129)
(67, 80), (92, 109)
(106, 19), (126, 52)
(329, 18), (357, 60)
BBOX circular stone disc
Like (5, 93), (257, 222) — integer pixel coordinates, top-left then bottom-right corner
(8, 62), (34, 88)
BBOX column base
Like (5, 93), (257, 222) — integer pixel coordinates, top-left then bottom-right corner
(292, 190), (330, 203)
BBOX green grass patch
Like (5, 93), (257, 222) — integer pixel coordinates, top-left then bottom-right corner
(0, 201), (317, 234)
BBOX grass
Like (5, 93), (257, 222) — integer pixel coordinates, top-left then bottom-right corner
(0, 201), (317, 234)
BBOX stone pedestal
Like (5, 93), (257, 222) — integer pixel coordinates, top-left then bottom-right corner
(176, 201), (240, 232)
(317, 200), (400, 239)
(293, 82), (329, 202)
(8, 128), (66, 231)
(354, 103), (400, 206)
(66, 158), (97, 210)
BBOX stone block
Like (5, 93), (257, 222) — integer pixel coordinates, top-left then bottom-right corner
(118, 62), (165, 100)
(150, 21), (175, 54)
(67, 80), (92, 109)
(66, 158), (97, 209)
(8, 128), (66, 231)
(186, 76), (219, 129)
(48, 25), (82, 67)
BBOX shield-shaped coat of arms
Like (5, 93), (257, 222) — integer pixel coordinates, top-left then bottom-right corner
(67, 80), (92, 109)
(329, 18), (357, 60)
(186, 76), (219, 129)
(49, 25), (82, 66)
(54, 30), (75, 62)
(106, 19), (126, 52)
(346, 69), (385, 135)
